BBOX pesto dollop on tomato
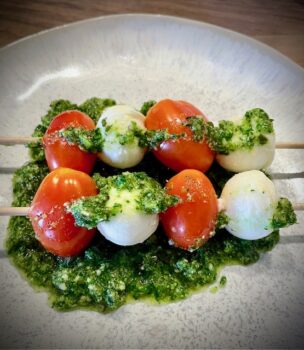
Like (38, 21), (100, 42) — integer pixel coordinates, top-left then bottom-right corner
(6, 98), (280, 312)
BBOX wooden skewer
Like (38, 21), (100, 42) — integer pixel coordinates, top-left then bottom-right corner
(293, 203), (304, 211)
(0, 137), (304, 149)
(0, 203), (303, 217)
(0, 137), (40, 145)
(275, 142), (304, 149)
(0, 207), (30, 216)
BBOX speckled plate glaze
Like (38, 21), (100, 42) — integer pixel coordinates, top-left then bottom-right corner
(0, 14), (304, 349)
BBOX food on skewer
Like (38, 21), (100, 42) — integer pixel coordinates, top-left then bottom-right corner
(29, 98), (116, 161)
(1, 99), (302, 175)
(2, 97), (302, 313)
(160, 169), (296, 249)
(185, 108), (276, 172)
(210, 109), (275, 172)
(29, 168), (98, 256)
(96, 105), (147, 169)
(97, 211), (158, 246)
(22, 99), (188, 173)
(160, 169), (218, 250)
(68, 172), (178, 246)
(218, 170), (296, 240)
(3, 99), (299, 252)
(59, 103), (186, 170)
(43, 110), (97, 173)
(27, 168), (178, 255)
(49, 106), (275, 174)
(12, 166), (297, 256)
(145, 99), (215, 173)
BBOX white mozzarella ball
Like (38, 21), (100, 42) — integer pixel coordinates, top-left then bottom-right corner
(216, 114), (275, 173)
(97, 212), (159, 246)
(97, 187), (159, 246)
(220, 170), (278, 240)
(216, 133), (275, 172)
(96, 105), (146, 169)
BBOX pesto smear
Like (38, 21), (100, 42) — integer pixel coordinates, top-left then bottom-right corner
(7, 98), (281, 312)
(59, 120), (184, 152)
(68, 171), (178, 229)
(185, 108), (274, 155)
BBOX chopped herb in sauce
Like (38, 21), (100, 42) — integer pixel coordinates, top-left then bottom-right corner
(184, 115), (208, 142)
(216, 211), (230, 230)
(100, 120), (184, 149)
(58, 127), (104, 153)
(185, 108), (274, 155)
(68, 172), (179, 229)
(135, 126), (185, 149)
(270, 197), (297, 229)
(219, 275), (227, 287)
(78, 97), (116, 123)
(140, 100), (156, 116)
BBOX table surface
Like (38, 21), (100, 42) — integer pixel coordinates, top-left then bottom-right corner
(0, 0), (303, 67)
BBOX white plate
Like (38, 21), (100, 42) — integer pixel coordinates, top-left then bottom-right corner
(0, 14), (303, 349)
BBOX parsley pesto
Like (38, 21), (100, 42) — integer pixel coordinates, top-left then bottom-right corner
(186, 108), (274, 155)
(58, 127), (104, 153)
(98, 118), (184, 150)
(270, 198), (297, 229)
(216, 211), (230, 229)
(68, 172), (179, 229)
(140, 100), (156, 116)
(6, 98), (283, 313)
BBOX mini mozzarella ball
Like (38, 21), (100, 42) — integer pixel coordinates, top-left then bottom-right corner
(216, 132), (275, 172)
(220, 170), (278, 240)
(96, 105), (146, 168)
(215, 113), (275, 173)
(97, 212), (159, 246)
(97, 187), (159, 245)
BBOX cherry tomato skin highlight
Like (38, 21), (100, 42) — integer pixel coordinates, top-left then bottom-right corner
(43, 110), (97, 174)
(145, 99), (214, 173)
(160, 169), (218, 250)
(29, 168), (98, 257)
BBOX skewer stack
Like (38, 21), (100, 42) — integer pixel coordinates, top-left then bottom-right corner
(0, 99), (304, 314)
(0, 103), (303, 254)
(0, 137), (303, 216)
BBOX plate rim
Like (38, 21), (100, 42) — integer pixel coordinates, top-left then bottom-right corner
(1, 13), (303, 75)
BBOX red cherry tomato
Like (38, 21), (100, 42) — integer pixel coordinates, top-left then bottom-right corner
(29, 168), (98, 257)
(43, 110), (96, 174)
(160, 169), (218, 250)
(145, 99), (214, 173)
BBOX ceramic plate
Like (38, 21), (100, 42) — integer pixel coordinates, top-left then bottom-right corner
(0, 14), (303, 349)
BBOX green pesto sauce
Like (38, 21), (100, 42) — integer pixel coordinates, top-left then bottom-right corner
(58, 127), (104, 153)
(186, 108), (274, 155)
(140, 100), (156, 116)
(271, 198), (297, 229)
(216, 211), (230, 230)
(68, 172), (179, 229)
(6, 100), (280, 313)
(100, 119), (184, 150)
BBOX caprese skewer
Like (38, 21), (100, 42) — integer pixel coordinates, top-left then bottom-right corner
(0, 167), (300, 257)
(1, 100), (303, 175)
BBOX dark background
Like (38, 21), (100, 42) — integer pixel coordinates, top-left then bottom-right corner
(0, 0), (304, 67)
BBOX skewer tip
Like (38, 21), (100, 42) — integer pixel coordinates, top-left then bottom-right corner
(0, 207), (30, 216)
